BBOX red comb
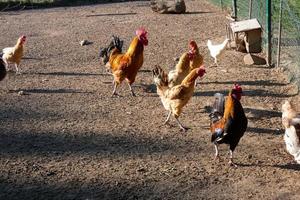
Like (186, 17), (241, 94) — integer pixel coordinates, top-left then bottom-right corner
(233, 84), (242, 91)
(136, 28), (147, 36)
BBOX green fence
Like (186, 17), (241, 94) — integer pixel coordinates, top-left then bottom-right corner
(208, 0), (300, 88)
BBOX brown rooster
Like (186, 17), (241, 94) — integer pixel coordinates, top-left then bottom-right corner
(108, 28), (148, 96)
(153, 65), (206, 131)
(209, 84), (248, 167)
(2, 35), (26, 74)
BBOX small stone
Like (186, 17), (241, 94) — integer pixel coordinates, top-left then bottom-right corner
(46, 171), (56, 176)
(80, 40), (88, 46)
(18, 91), (26, 95)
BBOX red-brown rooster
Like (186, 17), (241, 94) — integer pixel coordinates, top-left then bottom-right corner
(108, 28), (148, 96)
(209, 84), (248, 167)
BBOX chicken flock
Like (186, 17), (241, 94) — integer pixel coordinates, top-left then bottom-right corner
(1, 27), (299, 167)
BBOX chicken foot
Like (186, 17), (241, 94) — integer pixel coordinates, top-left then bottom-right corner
(175, 116), (189, 132)
(228, 149), (237, 167)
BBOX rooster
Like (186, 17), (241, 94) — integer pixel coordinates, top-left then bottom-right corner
(108, 28), (148, 96)
(2, 35), (26, 74)
(168, 40), (203, 87)
(209, 84), (248, 167)
(99, 35), (124, 74)
(281, 100), (300, 164)
(207, 38), (229, 67)
(153, 65), (206, 131)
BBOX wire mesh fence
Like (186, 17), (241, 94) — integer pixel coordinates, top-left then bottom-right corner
(208, 0), (300, 88)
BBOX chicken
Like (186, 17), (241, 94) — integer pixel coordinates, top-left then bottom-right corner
(108, 28), (148, 96)
(207, 38), (229, 66)
(168, 40), (203, 87)
(2, 35), (26, 74)
(99, 35), (124, 73)
(150, 0), (186, 14)
(153, 65), (206, 131)
(281, 100), (300, 164)
(0, 58), (6, 82)
(209, 84), (248, 167)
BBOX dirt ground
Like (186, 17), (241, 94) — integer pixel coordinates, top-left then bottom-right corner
(0, 0), (300, 199)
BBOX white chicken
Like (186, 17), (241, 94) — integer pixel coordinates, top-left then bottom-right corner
(282, 100), (300, 164)
(207, 38), (229, 66)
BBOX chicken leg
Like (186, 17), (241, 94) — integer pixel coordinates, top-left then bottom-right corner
(15, 63), (21, 75)
(163, 111), (172, 125)
(111, 82), (118, 97)
(127, 82), (136, 97)
(214, 143), (219, 160)
(175, 116), (189, 132)
(228, 149), (237, 167)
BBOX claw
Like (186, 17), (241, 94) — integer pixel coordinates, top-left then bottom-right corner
(228, 160), (238, 168)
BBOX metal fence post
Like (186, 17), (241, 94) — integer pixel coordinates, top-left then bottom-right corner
(266, 0), (272, 66)
(276, 0), (283, 68)
(249, 0), (253, 19)
(232, 0), (237, 20)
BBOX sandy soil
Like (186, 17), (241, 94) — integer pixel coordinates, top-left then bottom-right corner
(0, 0), (299, 199)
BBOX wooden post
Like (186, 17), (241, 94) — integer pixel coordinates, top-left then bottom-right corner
(249, 0), (253, 19)
(266, 0), (272, 66)
(232, 0), (237, 20)
(276, 0), (283, 68)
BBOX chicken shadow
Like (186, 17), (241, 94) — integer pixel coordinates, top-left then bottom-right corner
(14, 88), (92, 94)
(86, 12), (137, 17)
(194, 89), (295, 98)
(22, 57), (44, 61)
(31, 71), (105, 76)
(202, 80), (287, 87)
(273, 163), (300, 171)
(183, 11), (214, 15)
(0, 176), (159, 200)
(244, 107), (282, 119)
(247, 127), (283, 135)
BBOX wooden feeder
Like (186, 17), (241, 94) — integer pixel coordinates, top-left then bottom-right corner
(230, 18), (262, 53)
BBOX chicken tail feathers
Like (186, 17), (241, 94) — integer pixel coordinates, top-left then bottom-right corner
(211, 128), (224, 143)
(152, 65), (168, 87)
(213, 93), (225, 116)
(112, 35), (124, 52)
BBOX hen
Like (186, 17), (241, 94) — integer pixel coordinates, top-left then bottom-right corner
(282, 100), (300, 164)
(108, 28), (148, 96)
(168, 40), (203, 87)
(2, 35), (26, 74)
(153, 65), (206, 131)
(207, 38), (229, 66)
(209, 84), (248, 167)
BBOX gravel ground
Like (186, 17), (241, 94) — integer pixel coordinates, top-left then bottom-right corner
(0, 0), (299, 199)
